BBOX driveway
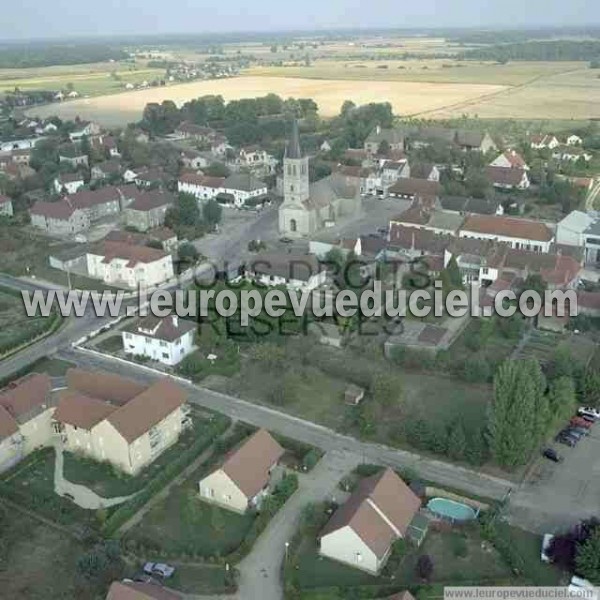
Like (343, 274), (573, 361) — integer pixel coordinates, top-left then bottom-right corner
(509, 424), (600, 534)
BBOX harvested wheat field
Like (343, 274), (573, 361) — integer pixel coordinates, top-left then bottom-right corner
(29, 75), (507, 126)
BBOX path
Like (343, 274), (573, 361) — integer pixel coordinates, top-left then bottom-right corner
(237, 450), (358, 600)
(117, 422), (235, 535)
(585, 179), (600, 211)
(53, 442), (135, 509)
(510, 323), (533, 360)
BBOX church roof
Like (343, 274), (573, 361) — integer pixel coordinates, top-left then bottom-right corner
(304, 173), (359, 210)
(286, 120), (302, 159)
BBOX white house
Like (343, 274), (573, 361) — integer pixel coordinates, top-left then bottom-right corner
(54, 172), (85, 195)
(530, 134), (560, 150)
(69, 121), (101, 142)
(552, 145), (593, 163)
(459, 214), (554, 253)
(178, 173), (225, 201)
(319, 468), (421, 574)
(219, 173), (268, 208)
(122, 315), (196, 366)
(485, 166), (530, 190)
(30, 200), (90, 235)
(198, 429), (284, 513)
(556, 211), (595, 247)
(86, 241), (174, 289)
(0, 194), (13, 217)
(245, 253), (326, 292)
(489, 150), (529, 171)
(566, 134), (583, 146)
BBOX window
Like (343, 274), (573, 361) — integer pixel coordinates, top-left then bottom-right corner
(482, 268), (489, 275)
(162, 352), (169, 359)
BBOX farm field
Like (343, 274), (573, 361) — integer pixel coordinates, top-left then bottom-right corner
(0, 60), (164, 96)
(28, 75), (507, 126)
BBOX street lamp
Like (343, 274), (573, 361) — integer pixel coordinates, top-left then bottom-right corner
(284, 541), (289, 561)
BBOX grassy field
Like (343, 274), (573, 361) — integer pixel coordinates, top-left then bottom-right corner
(0, 60), (164, 96)
(0, 505), (86, 600)
(29, 75), (507, 126)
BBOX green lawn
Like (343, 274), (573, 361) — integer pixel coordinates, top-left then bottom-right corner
(0, 357), (75, 389)
(166, 564), (237, 595)
(63, 410), (230, 498)
(94, 334), (124, 354)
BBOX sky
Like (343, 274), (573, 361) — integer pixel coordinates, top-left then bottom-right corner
(2, 0), (599, 40)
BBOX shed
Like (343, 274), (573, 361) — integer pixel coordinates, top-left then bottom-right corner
(345, 384), (365, 406)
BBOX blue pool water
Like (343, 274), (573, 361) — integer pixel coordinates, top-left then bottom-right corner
(427, 497), (478, 521)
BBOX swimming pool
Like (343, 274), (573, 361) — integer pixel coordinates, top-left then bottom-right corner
(426, 497), (478, 522)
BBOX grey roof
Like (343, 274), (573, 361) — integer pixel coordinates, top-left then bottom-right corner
(366, 127), (405, 145)
(440, 196), (500, 216)
(286, 120), (302, 159)
(223, 173), (266, 192)
(427, 211), (465, 232)
(558, 211), (595, 234)
(306, 173), (359, 210)
(410, 162), (436, 180)
(585, 220), (600, 237)
(247, 253), (323, 282)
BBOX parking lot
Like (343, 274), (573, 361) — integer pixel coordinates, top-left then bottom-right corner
(510, 417), (600, 534)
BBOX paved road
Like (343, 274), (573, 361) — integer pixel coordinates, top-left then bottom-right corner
(238, 450), (357, 600)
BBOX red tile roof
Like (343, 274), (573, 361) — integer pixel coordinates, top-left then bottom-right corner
(69, 186), (121, 210)
(179, 173), (225, 188)
(127, 190), (174, 212)
(0, 373), (51, 423)
(66, 368), (146, 406)
(30, 199), (77, 220)
(485, 166), (528, 187)
(0, 405), (18, 442)
(461, 215), (553, 242)
(106, 581), (183, 600)
(54, 390), (116, 430)
(93, 241), (168, 267)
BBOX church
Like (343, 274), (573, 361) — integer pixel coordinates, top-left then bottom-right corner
(278, 121), (361, 237)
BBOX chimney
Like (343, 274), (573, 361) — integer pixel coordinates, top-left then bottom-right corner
(376, 125), (381, 135)
(172, 315), (179, 328)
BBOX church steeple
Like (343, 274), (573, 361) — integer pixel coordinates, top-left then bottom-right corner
(286, 119), (302, 159)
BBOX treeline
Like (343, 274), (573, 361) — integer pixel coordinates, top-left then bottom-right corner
(461, 40), (600, 62)
(449, 27), (600, 46)
(0, 43), (128, 68)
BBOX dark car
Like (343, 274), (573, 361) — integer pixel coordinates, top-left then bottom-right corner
(543, 448), (562, 463)
(569, 426), (590, 437)
(556, 433), (577, 447)
(561, 428), (584, 440)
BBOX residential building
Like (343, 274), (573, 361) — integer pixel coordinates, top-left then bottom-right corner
(91, 160), (122, 181)
(68, 186), (122, 222)
(577, 291), (600, 318)
(11, 148), (31, 165)
(86, 241), (174, 288)
(105, 227), (178, 254)
(381, 160), (410, 192)
(123, 190), (174, 231)
(179, 149), (209, 170)
(319, 468), (421, 574)
(244, 253), (326, 292)
(584, 221), (600, 265)
(552, 145), (593, 163)
(485, 166), (530, 190)
(177, 173), (225, 201)
(198, 428), (284, 513)
(459, 214), (554, 253)
(530, 134), (560, 150)
(122, 315), (197, 366)
(489, 150), (529, 170)
(219, 173), (268, 207)
(397, 126), (496, 153)
(0, 374), (55, 473)
(59, 153), (89, 168)
(134, 167), (167, 188)
(556, 211), (595, 247)
(106, 581), (182, 600)
(0, 194), (13, 217)
(566, 134), (583, 146)
(54, 172), (85, 195)
(364, 126), (405, 155)
(54, 370), (189, 475)
(390, 203), (464, 236)
(440, 196), (504, 216)
(279, 121), (361, 236)
(387, 178), (442, 201)
(69, 120), (101, 142)
(174, 121), (217, 143)
(30, 200), (90, 235)
(231, 146), (277, 176)
(410, 162), (440, 182)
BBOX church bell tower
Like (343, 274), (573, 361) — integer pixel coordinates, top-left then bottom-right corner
(283, 119), (310, 206)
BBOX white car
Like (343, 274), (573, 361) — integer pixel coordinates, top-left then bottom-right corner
(541, 534), (554, 563)
(143, 562), (175, 578)
(578, 407), (600, 420)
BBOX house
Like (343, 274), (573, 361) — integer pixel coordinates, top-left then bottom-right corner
(0, 374), (55, 473)
(177, 173), (225, 201)
(30, 200), (90, 235)
(459, 214), (554, 253)
(91, 160), (122, 181)
(54, 172), (85, 195)
(0, 195), (13, 217)
(455, 130), (497, 153)
(364, 126), (405, 155)
(485, 166), (530, 190)
(556, 211), (595, 247)
(245, 253), (326, 292)
(530, 134), (560, 150)
(122, 315), (197, 366)
(232, 146), (277, 175)
(489, 150), (529, 171)
(68, 186), (122, 222)
(387, 178), (442, 201)
(566, 134), (583, 146)
(69, 120), (101, 142)
(410, 162), (440, 182)
(344, 384), (365, 405)
(105, 227), (178, 254)
(552, 145), (593, 163)
(180, 149), (209, 170)
(320, 140), (332, 152)
(198, 428), (284, 513)
(123, 190), (175, 232)
(54, 369), (189, 475)
(86, 241), (174, 288)
(174, 121), (216, 143)
(381, 160), (410, 192)
(440, 196), (504, 216)
(577, 291), (600, 318)
(134, 167), (167, 188)
(59, 152), (89, 168)
(584, 221), (600, 265)
(319, 468), (421, 574)
(106, 581), (182, 600)
(102, 136), (120, 157)
(11, 148), (31, 165)
(220, 173), (268, 208)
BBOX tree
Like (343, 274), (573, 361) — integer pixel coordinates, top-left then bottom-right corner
(177, 192), (201, 226)
(371, 371), (400, 407)
(549, 376), (577, 424)
(378, 140), (391, 155)
(447, 421), (467, 461)
(340, 100), (356, 117)
(204, 162), (230, 178)
(583, 369), (600, 407)
(416, 554), (434, 581)
(576, 528), (600, 584)
(76, 540), (124, 592)
(488, 360), (540, 467)
(203, 199), (222, 227)
(178, 242), (199, 266)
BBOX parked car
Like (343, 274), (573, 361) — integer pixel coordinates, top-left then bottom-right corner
(556, 433), (577, 447)
(143, 563), (175, 579)
(541, 533), (555, 561)
(562, 428), (585, 441)
(571, 416), (593, 429)
(132, 575), (162, 586)
(578, 407), (600, 420)
(542, 448), (562, 463)
(569, 426), (590, 437)
(279, 237), (293, 244)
